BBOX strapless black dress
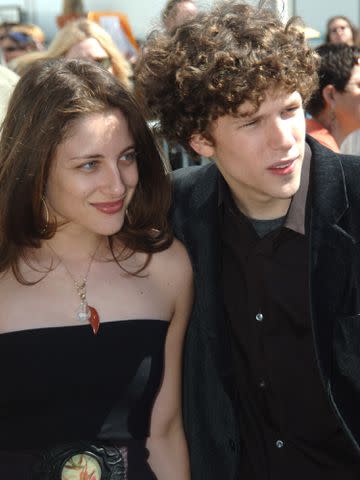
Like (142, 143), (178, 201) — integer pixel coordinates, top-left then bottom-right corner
(0, 319), (169, 479)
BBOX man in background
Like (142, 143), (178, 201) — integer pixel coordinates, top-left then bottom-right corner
(161, 0), (198, 33)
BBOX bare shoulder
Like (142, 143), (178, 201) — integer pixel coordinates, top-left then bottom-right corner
(150, 238), (193, 284)
(147, 238), (193, 316)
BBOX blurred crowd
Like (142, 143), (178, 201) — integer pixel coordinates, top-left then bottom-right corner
(1, 1), (360, 161)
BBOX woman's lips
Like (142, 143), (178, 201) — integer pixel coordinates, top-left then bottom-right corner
(91, 199), (124, 214)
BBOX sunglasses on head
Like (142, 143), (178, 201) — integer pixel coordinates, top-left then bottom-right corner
(7, 31), (33, 44)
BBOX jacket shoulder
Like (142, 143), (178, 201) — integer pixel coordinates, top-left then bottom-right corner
(308, 135), (360, 206)
(338, 153), (360, 204)
(170, 163), (218, 232)
(172, 163), (216, 194)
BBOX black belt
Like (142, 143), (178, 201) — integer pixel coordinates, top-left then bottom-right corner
(0, 442), (128, 480)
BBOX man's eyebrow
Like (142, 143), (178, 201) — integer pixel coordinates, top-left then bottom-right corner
(233, 111), (261, 122)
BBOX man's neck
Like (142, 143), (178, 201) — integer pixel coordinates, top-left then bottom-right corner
(231, 191), (292, 220)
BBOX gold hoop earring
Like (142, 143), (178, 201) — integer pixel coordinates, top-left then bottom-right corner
(41, 195), (49, 234)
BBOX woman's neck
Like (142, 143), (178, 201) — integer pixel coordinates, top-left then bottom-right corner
(42, 227), (107, 262)
(315, 110), (351, 148)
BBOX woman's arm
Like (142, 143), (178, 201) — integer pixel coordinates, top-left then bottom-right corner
(146, 240), (194, 480)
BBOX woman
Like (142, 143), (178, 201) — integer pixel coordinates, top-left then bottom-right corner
(306, 43), (360, 151)
(325, 15), (359, 46)
(9, 19), (132, 89)
(0, 58), (192, 479)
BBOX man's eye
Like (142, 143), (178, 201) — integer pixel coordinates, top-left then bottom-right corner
(284, 105), (301, 117)
(240, 120), (257, 128)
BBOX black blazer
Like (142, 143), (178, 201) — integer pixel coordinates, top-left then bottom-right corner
(172, 136), (360, 479)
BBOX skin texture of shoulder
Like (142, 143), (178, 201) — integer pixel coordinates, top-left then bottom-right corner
(148, 237), (193, 311)
(146, 237), (193, 480)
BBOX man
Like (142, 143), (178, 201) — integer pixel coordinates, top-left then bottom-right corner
(161, 0), (198, 34)
(137, 1), (360, 479)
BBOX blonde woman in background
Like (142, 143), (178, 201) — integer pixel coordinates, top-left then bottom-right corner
(9, 19), (132, 89)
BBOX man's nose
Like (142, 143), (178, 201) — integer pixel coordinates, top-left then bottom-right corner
(268, 118), (296, 150)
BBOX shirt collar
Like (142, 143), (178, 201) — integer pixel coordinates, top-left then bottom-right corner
(218, 142), (312, 235)
(284, 142), (311, 235)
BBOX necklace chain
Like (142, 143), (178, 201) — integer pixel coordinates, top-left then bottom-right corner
(45, 240), (102, 334)
(46, 241), (101, 302)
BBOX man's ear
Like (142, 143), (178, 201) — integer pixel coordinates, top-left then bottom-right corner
(189, 133), (215, 158)
(322, 84), (337, 108)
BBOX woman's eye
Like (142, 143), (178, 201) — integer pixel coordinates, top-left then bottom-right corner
(79, 160), (98, 171)
(119, 151), (137, 163)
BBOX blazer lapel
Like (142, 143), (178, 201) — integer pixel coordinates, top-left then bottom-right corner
(307, 137), (355, 381)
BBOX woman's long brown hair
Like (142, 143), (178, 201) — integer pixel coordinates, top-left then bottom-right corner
(0, 58), (172, 283)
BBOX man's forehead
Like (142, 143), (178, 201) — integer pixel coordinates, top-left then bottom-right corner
(235, 90), (302, 118)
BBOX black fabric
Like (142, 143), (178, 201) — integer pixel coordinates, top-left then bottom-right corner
(220, 179), (360, 479)
(171, 164), (241, 480)
(0, 319), (167, 479)
(171, 136), (360, 479)
(249, 216), (285, 238)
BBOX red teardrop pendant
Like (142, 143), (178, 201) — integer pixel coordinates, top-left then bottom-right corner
(89, 306), (100, 335)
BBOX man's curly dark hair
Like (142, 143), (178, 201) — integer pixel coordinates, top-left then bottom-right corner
(307, 43), (360, 117)
(136, 0), (319, 151)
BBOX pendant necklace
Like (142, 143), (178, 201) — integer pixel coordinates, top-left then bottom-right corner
(47, 241), (102, 335)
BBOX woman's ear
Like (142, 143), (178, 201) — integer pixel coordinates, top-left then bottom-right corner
(322, 84), (337, 108)
(189, 133), (215, 158)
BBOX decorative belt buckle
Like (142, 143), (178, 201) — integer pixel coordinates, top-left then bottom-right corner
(34, 443), (127, 480)
(62, 451), (102, 479)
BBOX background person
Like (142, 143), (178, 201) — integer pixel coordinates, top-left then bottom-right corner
(306, 43), (360, 151)
(0, 30), (39, 64)
(161, 0), (198, 33)
(9, 19), (132, 89)
(325, 15), (360, 46)
(0, 58), (192, 480)
(11, 23), (46, 50)
(0, 65), (18, 124)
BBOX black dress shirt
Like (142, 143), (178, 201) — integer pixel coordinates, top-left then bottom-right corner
(220, 145), (360, 479)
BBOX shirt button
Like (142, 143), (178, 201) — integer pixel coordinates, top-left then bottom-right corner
(256, 313), (263, 322)
(228, 439), (236, 451)
(276, 440), (284, 449)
